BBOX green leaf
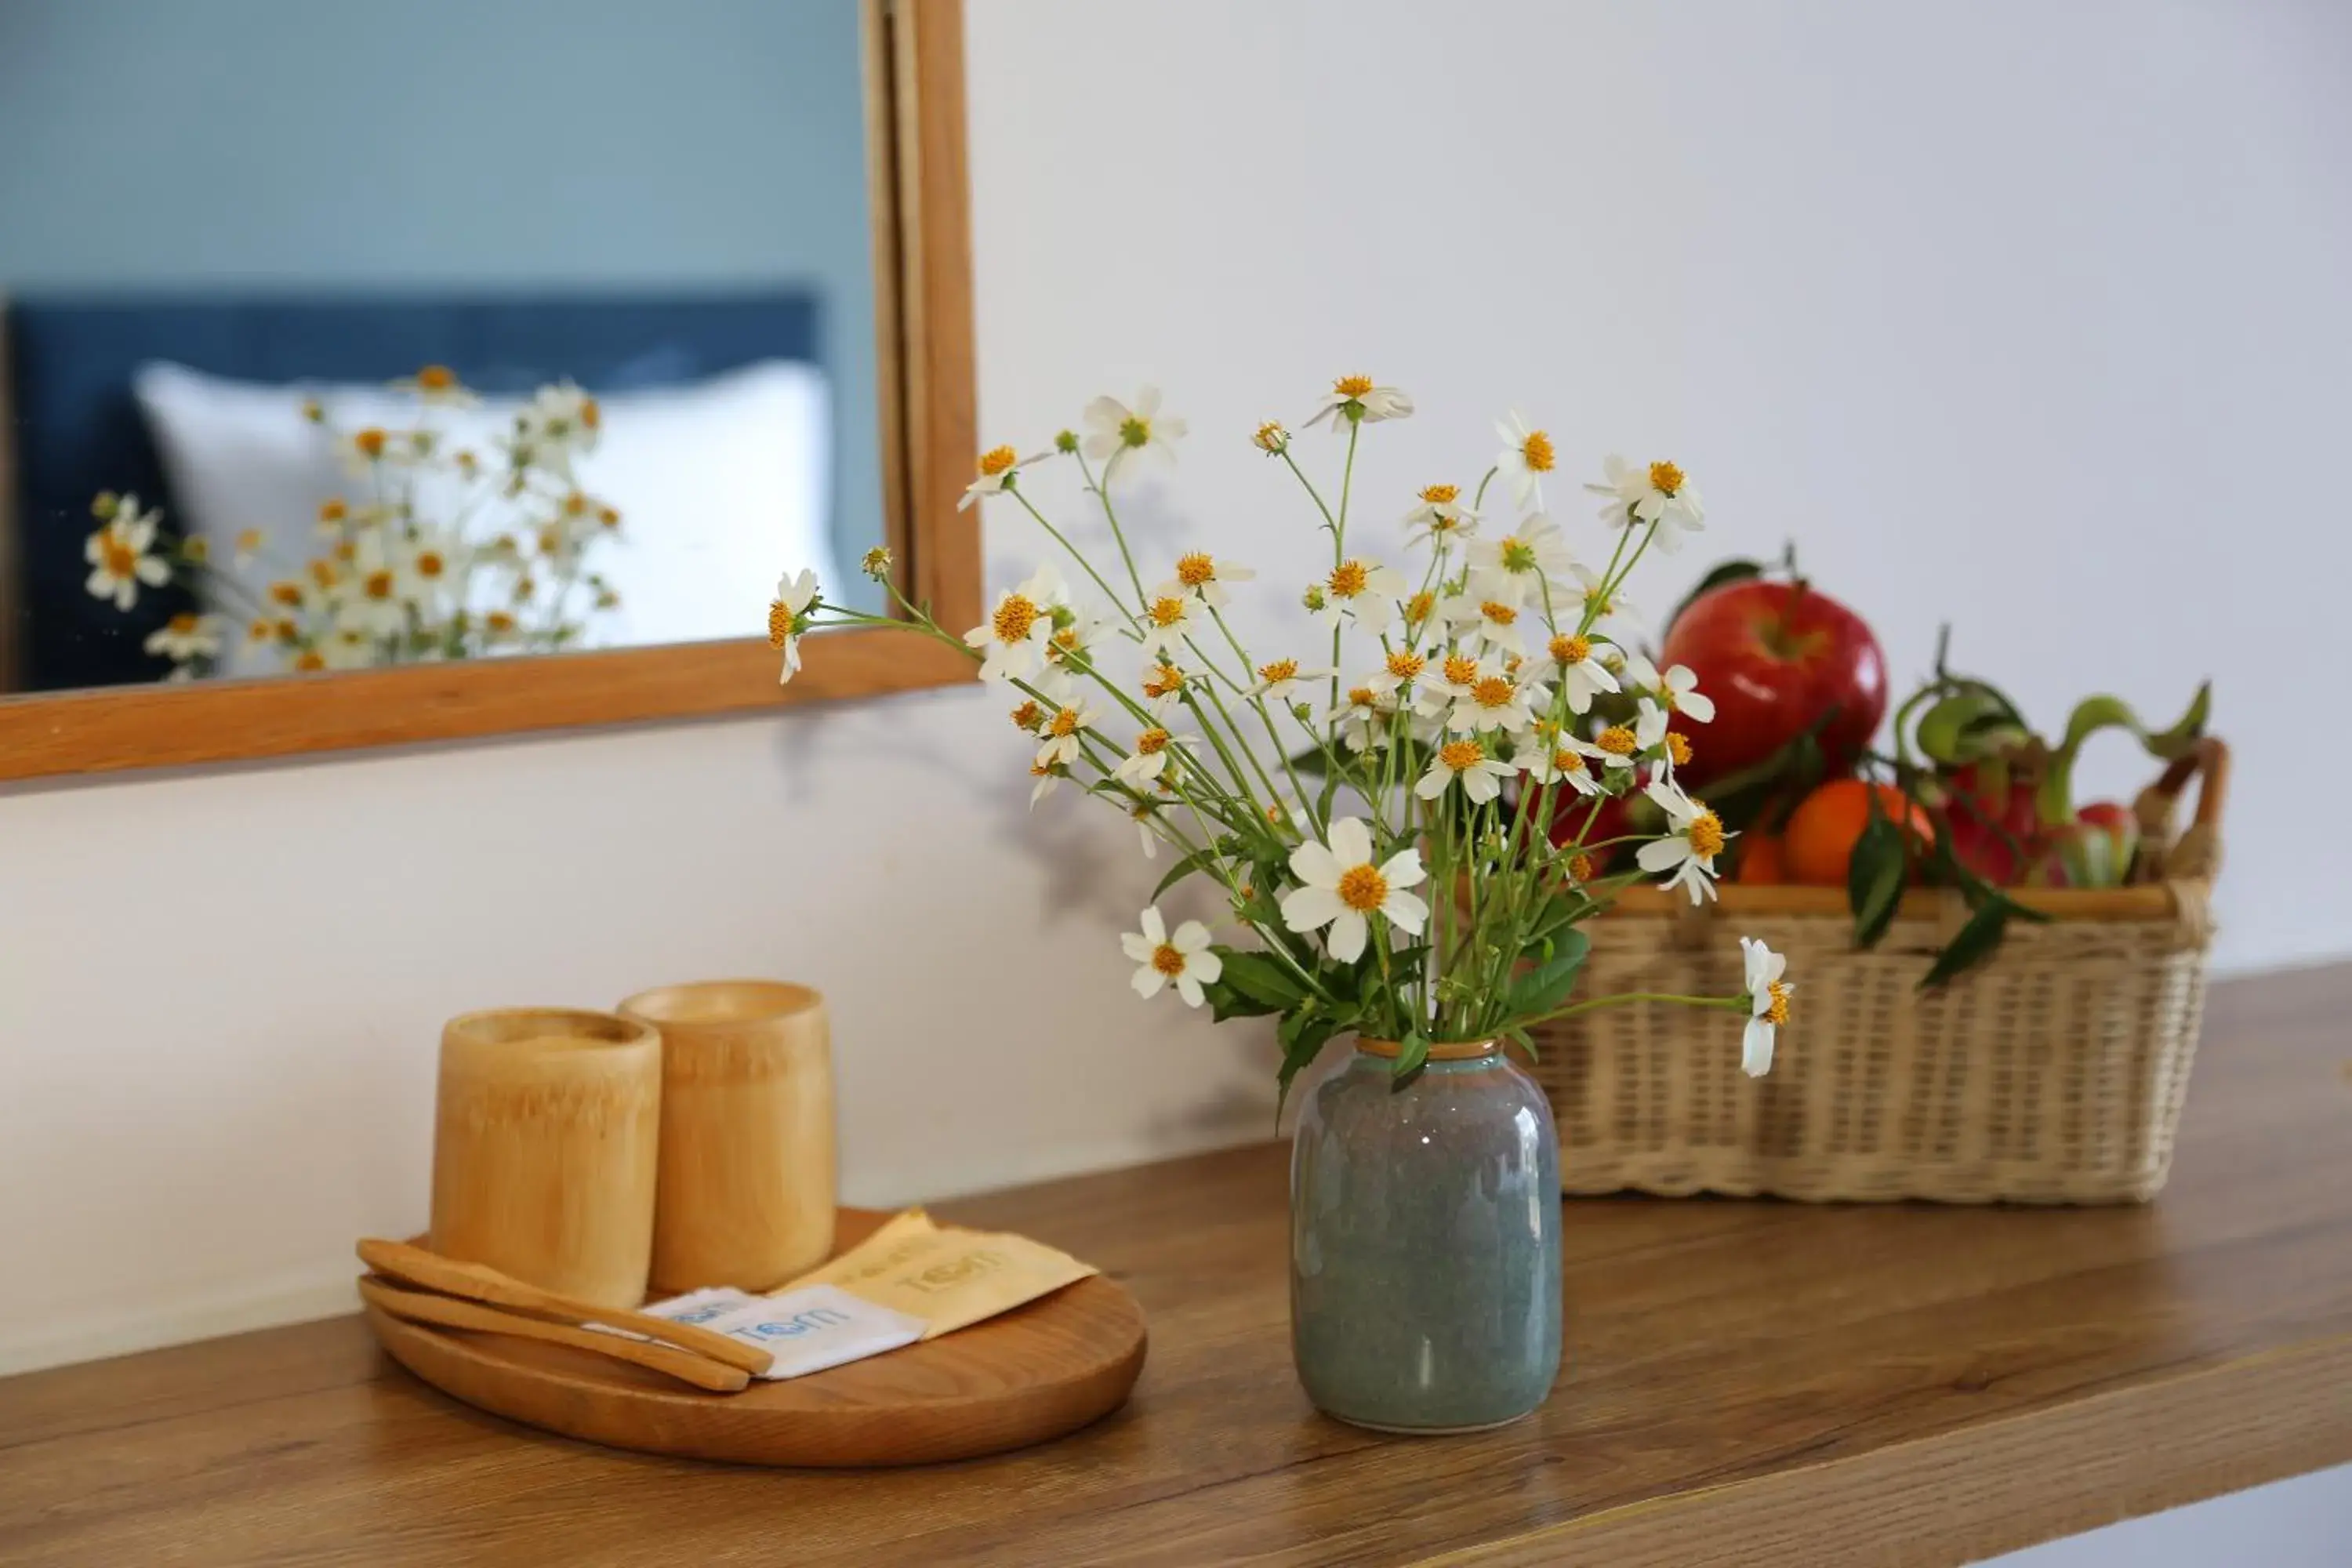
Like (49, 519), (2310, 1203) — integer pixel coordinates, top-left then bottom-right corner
(1390, 1031), (1431, 1080)
(1152, 837), (1234, 902)
(1217, 949), (1308, 1011)
(1846, 813), (1909, 950)
(1918, 898), (2013, 989)
(1275, 1007), (1340, 1121)
(1663, 557), (1764, 637)
(1505, 929), (1592, 1020)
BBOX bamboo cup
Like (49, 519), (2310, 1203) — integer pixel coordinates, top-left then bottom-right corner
(618, 980), (837, 1294)
(430, 1007), (662, 1308)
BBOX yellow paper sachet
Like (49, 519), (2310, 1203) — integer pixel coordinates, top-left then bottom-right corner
(778, 1207), (1097, 1340)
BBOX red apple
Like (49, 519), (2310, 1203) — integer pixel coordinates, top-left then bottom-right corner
(1657, 579), (1889, 785)
(1938, 761), (2042, 885)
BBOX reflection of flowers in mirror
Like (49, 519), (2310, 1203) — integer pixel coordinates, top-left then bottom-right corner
(84, 368), (623, 682)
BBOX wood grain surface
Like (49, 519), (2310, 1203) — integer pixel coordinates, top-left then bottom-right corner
(364, 1207), (1148, 1467)
(2, 964), (2349, 1566)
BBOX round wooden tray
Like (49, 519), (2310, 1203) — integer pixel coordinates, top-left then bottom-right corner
(365, 1208), (1148, 1466)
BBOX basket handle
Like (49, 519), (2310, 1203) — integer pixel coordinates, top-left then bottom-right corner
(2132, 736), (2228, 884)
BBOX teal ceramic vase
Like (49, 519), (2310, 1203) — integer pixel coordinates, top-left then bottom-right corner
(1289, 1036), (1562, 1432)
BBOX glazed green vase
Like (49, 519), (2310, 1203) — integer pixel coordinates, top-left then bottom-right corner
(1289, 1037), (1563, 1432)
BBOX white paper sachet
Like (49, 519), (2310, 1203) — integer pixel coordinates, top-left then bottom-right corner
(702, 1286), (927, 1381)
(639, 1287), (762, 1327)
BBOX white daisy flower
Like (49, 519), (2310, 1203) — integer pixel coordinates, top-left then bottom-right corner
(1637, 773), (1732, 904)
(506, 381), (602, 481)
(1620, 653), (1718, 725)
(1138, 588), (1203, 659)
(1250, 657), (1335, 709)
(340, 532), (411, 640)
(1442, 590), (1530, 659)
(958, 444), (1054, 510)
(1634, 696), (1674, 754)
(1279, 815), (1429, 964)
(964, 564), (1066, 683)
(1315, 557), (1410, 635)
(1467, 514), (1573, 601)
(82, 501), (174, 609)
(1328, 684), (1398, 753)
(398, 527), (466, 608)
(1082, 387), (1187, 469)
(1029, 759), (1066, 808)
(318, 624), (376, 670)
(1540, 631), (1621, 714)
(768, 568), (822, 684)
(1518, 734), (1606, 797)
(1130, 802), (1167, 861)
(1589, 714), (1646, 771)
(1414, 735), (1518, 804)
(1414, 649), (1490, 718)
(1586, 455), (1706, 552)
(1493, 411), (1559, 509)
(1121, 906), (1223, 1008)
(1164, 550), (1257, 608)
(1112, 724), (1194, 785)
(1739, 937), (1791, 1077)
(1367, 645), (1432, 700)
(1447, 664), (1538, 735)
(1305, 374), (1414, 430)
(388, 364), (478, 406)
(1033, 700), (1103, 769)
(1043, 613), (1115, 675)
(1569, 564), (1646, 640)
(1140, 660), (1192, 717)
(1403, 483), (1479, 545)
(143, 612), (223, 666)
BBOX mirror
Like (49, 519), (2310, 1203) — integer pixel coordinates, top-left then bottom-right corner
(0, 0), (937, 709)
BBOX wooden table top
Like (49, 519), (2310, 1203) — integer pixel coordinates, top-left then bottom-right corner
(4, 964), (2349, 1567)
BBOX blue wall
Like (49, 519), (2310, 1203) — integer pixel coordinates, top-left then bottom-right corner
(0, 0), (883, 597)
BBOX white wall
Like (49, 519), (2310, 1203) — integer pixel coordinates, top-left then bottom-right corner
(3, 0), (2348, 1400)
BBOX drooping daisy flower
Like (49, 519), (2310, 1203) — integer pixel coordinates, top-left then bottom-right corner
(1633, 696), (1674, 757)
(1328, 684), (1397, 753)
(1138, 589), (1203, 659)
(1029, 759), (1066, 807)
(1044, 613), (1114, 675)
(1518, 735), (1606, 797)
(1414, 735), (1517, 804)
(1442, 592), (1529, 658)
(862, 546), (895, 579)
(1082, 387), (1187, 469)
(1315, 557), (1410, 634)
(1467, 514), (1573, 601)
(1165, 551), (1257, 608)
(959, 444), (1053, 510)
(1141, 660), (1191, 716)
(1279, 816), (1428, 964)
(1121, 906), (1223, 1008)
(1403, 483), (1479, 545)
(1493, 411), (1558, 509)
(1585, 455), (1705, 551)
(1639, 773), (1732, 904)
(768, 568), (821, 684)
(143, 612), (222, 668)
(1033, 700), (1102, 768)
(1305, 374), (1414, 430)
(1399, 589), (1442, 643)
(1740, 937), (1791, 1076)
(1130, 801), (1167, 861)
(964, 564), (1065, 682)
(82, 500), (173, 609)
(1446, 666), (1538, 735)
(1251, 657), (1334, 708)
(1541, 631), (1621, 714)
(1620, 654), (1717, 724)
(1112, 724), (1192, 785)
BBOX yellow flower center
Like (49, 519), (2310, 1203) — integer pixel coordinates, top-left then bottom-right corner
(1419, 483), (1459, 504)
(1010, 700), (1043, 730)
(992, 593), (1040, 644)
(1472, 676), (1515, 709)
(1346, 685), (1378, 710)
(1333, 374), (1376, 397)
(1149, 595), (1189, 628)
(353, 428), (388, 459)
(270, 581), (303, 607)
(1051, 627), (1082, 654)
(1666, 732), (1693, 768)
(309, 560), (341, 589)
(1030, 760), (1058, 780)
(1520, 430), (1555, 473)
(1552, 748), (1588, 775)
(1327, 561), (1369, 599)
(768, 601), (795, 648)
(1596, 726), (1637, 756)
(1498, 537), (1537, 574)
(1569, 852), (1596, 882)
(1404, 590), (1436, 626)
(416, 364), (456, 391)
(485, 611), (516, 634)
(1686, 808), (1726, 858)
(318, 499), (348, 524)
(182, 537), (212, 564)
(1764, 980), (1791, 1026)
(1152, 943), (1189, 977)
(415, 550), (445, 579)
(1120, 416), (1152, 448)
(98, 533), (138, 577)
(1479, 600), (1517, 626)
(234, 528), (263, 553)
(293, 650), (326, 671)
(1336, 862), (1390, 913)
(1387, 649), (1427, 681)
(1439, 739), (1486, 772)
(1253, 421), (1287, 452)
(1176, 552), (1218, 586)
(1144, 663), (1184, 699)
(1549, 633), (1591, 665)
(1442, 653), (1479, 687)
(1258, 658), (1299, 685)
(246, 617), (271, 641)
(1135, 728), (1171, 755)
(1648, 459), (1685, 495)
(978, 445), (1018, 477)
(1049, 707), (1083, 738)
(166, 612), (200, 634)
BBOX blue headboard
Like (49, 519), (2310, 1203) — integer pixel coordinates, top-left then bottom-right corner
(7, 291), (822, 691)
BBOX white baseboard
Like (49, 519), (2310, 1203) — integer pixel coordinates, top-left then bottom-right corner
(0, 1269), (360, 1377)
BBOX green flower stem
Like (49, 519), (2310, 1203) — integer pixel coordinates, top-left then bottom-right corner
(1007, 485), (1137, 620)
(1276, 448), (1338, 532)
(1470, 463), (1500, 515)
(1076, 451), (1151, 604)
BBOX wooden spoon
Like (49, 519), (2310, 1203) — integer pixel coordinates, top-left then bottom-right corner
(354, 1238), (773, 1377)
(358, 1276), (750, 1392)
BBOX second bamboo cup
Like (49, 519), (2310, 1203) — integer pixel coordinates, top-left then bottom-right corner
(429, 1007), (662, 1308)
(619, 980), (838, 1294)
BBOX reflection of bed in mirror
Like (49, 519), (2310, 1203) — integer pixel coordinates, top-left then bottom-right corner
(4, 292), (840, 691)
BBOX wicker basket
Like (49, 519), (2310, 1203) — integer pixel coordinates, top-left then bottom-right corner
(1530, 739), (2229, 1204)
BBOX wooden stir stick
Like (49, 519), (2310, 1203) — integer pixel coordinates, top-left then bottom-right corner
(357, 1278), (750, 1393)
(354, 1238), (774, 1377)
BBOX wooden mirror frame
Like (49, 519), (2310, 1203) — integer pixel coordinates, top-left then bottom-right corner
(0, 0), (976, 785)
